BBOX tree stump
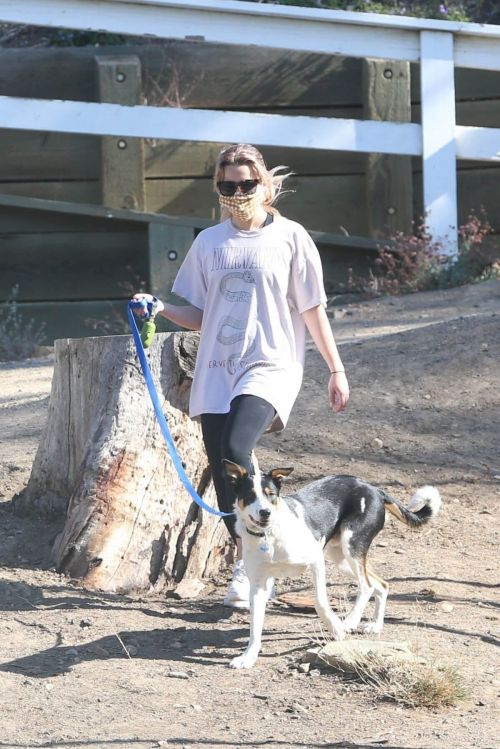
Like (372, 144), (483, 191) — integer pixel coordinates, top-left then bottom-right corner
(15, 332), (232, 593)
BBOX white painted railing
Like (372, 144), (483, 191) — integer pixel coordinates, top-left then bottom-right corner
(0, 0), (500, 253)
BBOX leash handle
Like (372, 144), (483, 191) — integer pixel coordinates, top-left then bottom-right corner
(127, 302), (233, 518)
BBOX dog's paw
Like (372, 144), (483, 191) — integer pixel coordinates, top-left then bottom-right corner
(360, 621), (383, 635)
(342, 617), (361, 634)
(229, 652), (258, 669)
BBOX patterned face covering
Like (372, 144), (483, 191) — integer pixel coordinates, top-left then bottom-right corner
(218, 191), (263, 221)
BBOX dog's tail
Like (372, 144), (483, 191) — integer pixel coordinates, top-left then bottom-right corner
(381, 486), (442, 528)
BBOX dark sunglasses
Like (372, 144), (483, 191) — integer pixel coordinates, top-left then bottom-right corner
(217, 179), (260, 197)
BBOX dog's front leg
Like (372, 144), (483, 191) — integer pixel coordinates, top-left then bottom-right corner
(310, 556), (345, 640)
(229, 576), (273, 669)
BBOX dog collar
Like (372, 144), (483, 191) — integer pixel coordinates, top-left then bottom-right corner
(245, 526), (265, 538)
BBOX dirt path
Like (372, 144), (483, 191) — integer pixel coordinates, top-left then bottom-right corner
(0, 281), (499, 749)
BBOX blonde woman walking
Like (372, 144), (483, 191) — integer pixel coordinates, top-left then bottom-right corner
(133, 144), (349, 607)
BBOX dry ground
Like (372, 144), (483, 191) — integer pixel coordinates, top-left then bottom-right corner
(0, 281), (499, 749)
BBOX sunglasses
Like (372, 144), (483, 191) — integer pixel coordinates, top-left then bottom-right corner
(217, 179), (260, 197)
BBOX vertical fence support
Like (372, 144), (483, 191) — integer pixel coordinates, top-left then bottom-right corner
(420, 31), (458, 256)
(148, 222), (195, 306)
(363, 58), (413, 239)
(96, 55), (145, 211)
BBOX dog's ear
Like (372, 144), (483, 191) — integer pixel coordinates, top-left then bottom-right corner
(222, 459), (248, 484)
(269, 467), (294, 489)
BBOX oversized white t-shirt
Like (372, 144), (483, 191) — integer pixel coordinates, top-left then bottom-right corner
(172, 216), (327, 430)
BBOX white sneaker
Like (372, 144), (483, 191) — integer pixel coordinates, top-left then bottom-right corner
(223, 561), (276, 609)
(223, 560), (250, 609)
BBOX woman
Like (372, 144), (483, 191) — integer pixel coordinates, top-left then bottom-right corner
(133, 143), (349, 607)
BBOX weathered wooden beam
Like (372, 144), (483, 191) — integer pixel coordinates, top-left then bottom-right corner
(148, 223), (195, 303)
(96, 55), (145, 210)
(363, 59), (413, 238)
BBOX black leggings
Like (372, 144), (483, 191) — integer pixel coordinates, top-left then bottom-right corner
(201, 394), (276, 540)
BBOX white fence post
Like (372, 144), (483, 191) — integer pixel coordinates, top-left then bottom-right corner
(420, 30), (458, 256)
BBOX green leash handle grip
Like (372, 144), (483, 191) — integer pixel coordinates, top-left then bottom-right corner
(140, 320), (157, 348)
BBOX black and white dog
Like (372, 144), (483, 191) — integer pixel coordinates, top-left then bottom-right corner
(223, 460), (441, 669)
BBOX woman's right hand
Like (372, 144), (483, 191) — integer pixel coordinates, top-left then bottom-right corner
(131, 294), (164, 318)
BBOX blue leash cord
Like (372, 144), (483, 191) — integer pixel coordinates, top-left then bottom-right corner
(127, 302), (233, 518)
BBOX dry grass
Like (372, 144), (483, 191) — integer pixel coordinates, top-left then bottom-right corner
(353, 655), (467, 709)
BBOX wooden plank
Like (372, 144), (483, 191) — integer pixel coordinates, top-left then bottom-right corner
(456, 126), (500, 162)
(145, 175), (370, 236)
(363, 59), (413, 237)
(414, 99), (500, 128)
(455, 35), (500, 73)
(0, 130), (99, 181)
(411, 64), (500, 103)
(0, 96), (424, 157)
(145, 141), (367, 179)
(0, 206), (149, 234)
(0, 180), (99, 204)
(1, 45), (499, 111)
(96, 55), (145, 210)
(319, 246), (377, 294)
(0, 192), (213, 228)
(0, 231), (148, 301)
(0, 45), (364, 109)
(0, 132), (367, 182)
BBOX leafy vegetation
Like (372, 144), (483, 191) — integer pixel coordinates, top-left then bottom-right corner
(254, 1), (500, 24)
(369, 210), (500, 296)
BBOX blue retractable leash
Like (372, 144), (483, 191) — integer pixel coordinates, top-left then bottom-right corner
(127, 300), (233, 518)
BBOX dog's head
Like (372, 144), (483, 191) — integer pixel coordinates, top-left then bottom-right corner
(223, 459), (293, 531)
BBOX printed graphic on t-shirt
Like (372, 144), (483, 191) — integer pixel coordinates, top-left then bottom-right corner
(215, 269), (257, 375)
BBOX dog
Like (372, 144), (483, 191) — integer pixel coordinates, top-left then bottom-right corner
(223, 460), (441, 669)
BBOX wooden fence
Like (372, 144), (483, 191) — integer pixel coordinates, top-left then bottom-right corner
(0, 41), (499, 342)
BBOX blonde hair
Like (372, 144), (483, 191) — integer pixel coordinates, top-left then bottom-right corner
(213, 144), (292, 221)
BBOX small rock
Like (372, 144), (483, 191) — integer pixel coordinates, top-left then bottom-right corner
(481, 343), (489, 352)
(127, 645), (138, 657)
(171, 578), (205, 600)
(441, 602), (454, 613)
(191, 704), (203, 712)
(371, 437), (384, 449)
(79, 618), (92, 628)
(309, 669), (321, 677)
(66, 648), (79, 658)
(167, 670), (190, 679)
(394, 548), (405, 555)
(423, 394), (431, 400)
(305, 640), (424, 673)
(377, 541), (388, 547)
(298, 662), (310, 674)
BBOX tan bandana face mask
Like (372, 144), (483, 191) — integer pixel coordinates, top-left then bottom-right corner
(218, 191), (263, 222)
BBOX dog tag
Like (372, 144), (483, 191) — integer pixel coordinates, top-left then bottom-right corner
(259, 543), (269, 553)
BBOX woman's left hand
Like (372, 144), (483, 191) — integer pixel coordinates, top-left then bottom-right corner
(328, 371), (349, 413)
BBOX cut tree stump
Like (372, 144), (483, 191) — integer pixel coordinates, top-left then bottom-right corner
(14, 332), (232, 593)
